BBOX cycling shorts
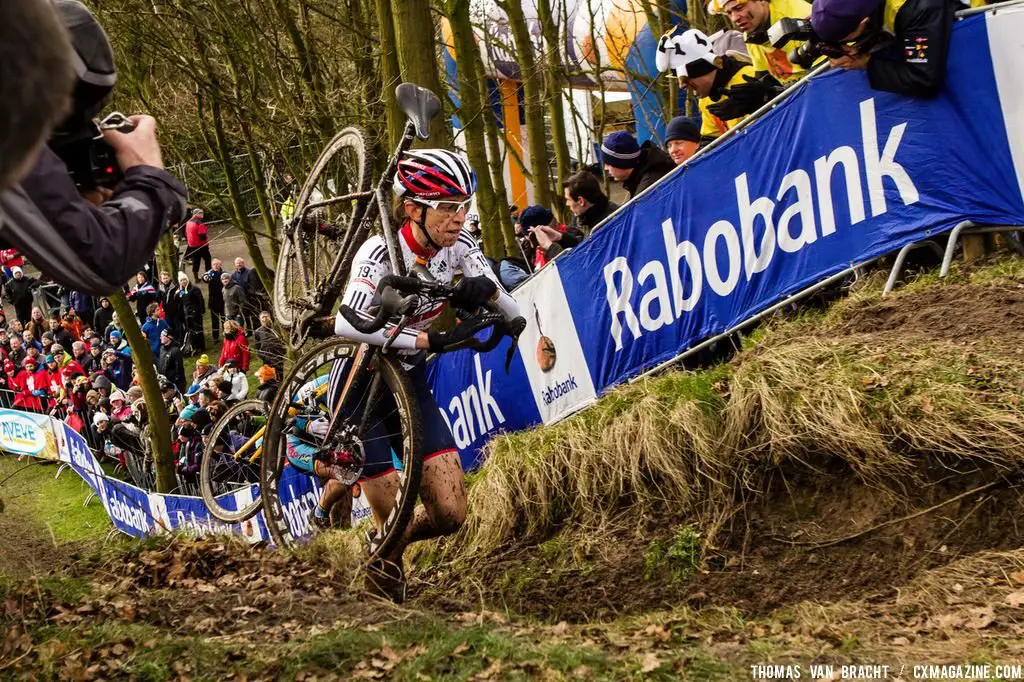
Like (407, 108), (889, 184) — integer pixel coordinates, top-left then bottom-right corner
(284, 357), (456, 480)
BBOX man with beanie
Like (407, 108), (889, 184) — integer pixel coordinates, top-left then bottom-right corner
(518, 205), (582, 270)
(663, 117), (701, 166)
(562, 171), (619, 236)
(810, 0), (954, 98)
(656, 28), (759, 142)
(4, 267), (38, 324)
(255, 364), (280, 403)
(600, 130), (675, 200)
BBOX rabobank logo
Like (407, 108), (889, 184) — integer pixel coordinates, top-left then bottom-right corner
(603, 98), (920, 351)
(541, 374), (578, 406)
(533, 303), (557, 373)
(0, 410), (47, 455)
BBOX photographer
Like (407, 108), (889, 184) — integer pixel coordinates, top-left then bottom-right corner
(707, 0), (816, 111)
(0, 0), (186, 296)
(656, 28), (760, 143)
(809, 0), (955, 98)
(0, 1), (74, 193)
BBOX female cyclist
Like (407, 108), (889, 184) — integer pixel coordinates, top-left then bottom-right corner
(290, 149), (523, 601)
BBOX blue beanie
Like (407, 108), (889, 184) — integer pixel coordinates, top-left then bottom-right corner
(665, 117), (701, 144)
(601, 131), (641, 169)
(519, 205), (555, 230)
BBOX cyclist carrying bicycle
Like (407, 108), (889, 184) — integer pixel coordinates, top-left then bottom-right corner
(290, 149), (523, 601)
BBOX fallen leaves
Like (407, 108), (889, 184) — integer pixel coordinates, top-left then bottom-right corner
(640, 651), (662, 673)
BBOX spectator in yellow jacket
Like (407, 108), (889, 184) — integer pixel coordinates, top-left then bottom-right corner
(708, 0), (818, 85)
(656, 28), (759, 143)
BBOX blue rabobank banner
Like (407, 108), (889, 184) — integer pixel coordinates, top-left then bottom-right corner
(431, 10), (1024, 467)
(1, 409), (369, 542)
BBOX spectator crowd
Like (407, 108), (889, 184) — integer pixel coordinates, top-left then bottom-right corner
(0, 247), (287, 493)
(494, 0), (962, 290)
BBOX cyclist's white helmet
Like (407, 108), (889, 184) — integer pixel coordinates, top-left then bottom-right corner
(394, 149), (477, 199)
(655, 28), (718, 79)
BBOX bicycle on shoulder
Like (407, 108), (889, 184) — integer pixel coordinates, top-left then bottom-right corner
(262, 89), (526, 602)
(274, 82), (451, 348)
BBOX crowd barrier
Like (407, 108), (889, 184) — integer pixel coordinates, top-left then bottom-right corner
(0, 407), (372, 541)
(428, 7), (1024, 469)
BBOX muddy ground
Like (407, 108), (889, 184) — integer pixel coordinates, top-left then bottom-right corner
(4, 265), (1024, 679)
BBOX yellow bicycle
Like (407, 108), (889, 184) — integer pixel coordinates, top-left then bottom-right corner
(200, 383), (330, 523)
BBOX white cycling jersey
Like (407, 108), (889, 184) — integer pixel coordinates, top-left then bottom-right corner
(333, 222), (520, 352)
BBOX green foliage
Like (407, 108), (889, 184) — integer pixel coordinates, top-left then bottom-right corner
(643, 525), (702, 583)
(0, 456), (110, 545)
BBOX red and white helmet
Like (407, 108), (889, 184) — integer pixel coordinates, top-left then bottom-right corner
(394, 149), (477, 199)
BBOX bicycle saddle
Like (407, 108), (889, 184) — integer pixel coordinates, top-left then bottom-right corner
(396, 83), (441, 140)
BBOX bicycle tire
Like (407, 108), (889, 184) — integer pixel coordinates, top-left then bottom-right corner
(199, 399), (267, 524)
(274, 127), (373, 330)
(259, 338), (424, 558)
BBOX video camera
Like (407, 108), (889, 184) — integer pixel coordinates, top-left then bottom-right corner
(50, 112), (134, 191)
(767, 17), (827, 70)
(768, 15), (889, 70)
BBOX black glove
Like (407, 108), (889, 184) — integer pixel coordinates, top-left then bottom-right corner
(712, 74), (783, 120)
(427, 316), (494, 353)
(505, 315), (527, 339)
(450, 276), (497, 311)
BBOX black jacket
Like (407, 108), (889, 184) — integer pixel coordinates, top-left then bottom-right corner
(253, 325), (286, 369)
(222, 281), (247, 320)
(157, 341), (186, 392)
(168, 285), (205, 324)
(204, 268), (225, 310)
(4, 276), (37, 309)
(93, 302), (114, 335)
(577, 197), (620, 236)
(256, 380), (280, 404)
(867, 0), (955, 98)
(623, 141), (676, 199)
(0, 147), (186, 295)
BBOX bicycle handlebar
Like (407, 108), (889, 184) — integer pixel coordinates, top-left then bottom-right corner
(336, 275), (523, 361)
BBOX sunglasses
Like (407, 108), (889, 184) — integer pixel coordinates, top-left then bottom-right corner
(412, 197), (473, 215)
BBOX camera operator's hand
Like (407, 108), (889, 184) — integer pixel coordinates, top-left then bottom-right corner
(82, 187), (114, 207)
(830, 53), (870, 71)
(102, 115), (164, 171)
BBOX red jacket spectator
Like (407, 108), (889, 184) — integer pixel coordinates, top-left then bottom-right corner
(219, 324), (250, 372)
(185, 215), (209, 249)
(1, 249), (24, 270)
(12, 358), (49, 411)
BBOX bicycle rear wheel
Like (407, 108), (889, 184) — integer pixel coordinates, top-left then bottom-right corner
(200, 399), (266, 523)
(260, 339), (424, 558)
(274, 127), (373, 330)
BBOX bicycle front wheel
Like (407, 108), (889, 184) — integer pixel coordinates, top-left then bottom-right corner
(260, 339), (424, 557)
(200, 399), (267, 523)
(274, 127), (373, 330)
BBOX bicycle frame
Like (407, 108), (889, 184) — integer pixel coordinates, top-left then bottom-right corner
(287, 118), (420, 346)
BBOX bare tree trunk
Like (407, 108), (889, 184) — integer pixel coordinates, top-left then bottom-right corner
(498, 0), (554, 208)
(156, 230), (178, 280)
(110, 292), (175, 493)
(375, 0), (405, 149)
(391, 0), (448, 146)
(272, 0), (332, 135)
(444, 0), (504, 258)
(201, 93), (275, 296)
(537, 0), (571, 213)
(474, 51), (517, 255)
